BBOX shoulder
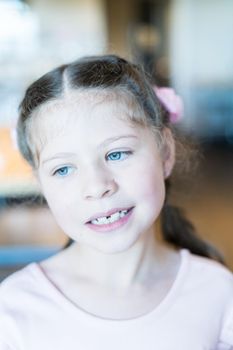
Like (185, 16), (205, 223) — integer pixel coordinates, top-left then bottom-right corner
(0, 263), (79, 349)
(0, 264), (40, 348)
(0, 263), (39, 300)
(180, 249), (233, 317)
(181, 250), (233, 350)
(0, 261), (58, 319)
(184, 250), (233, 347)
(0, 263), (65, 348)
(0, 263), (43, 323)
(0, 262), (56, 318)
(184, 249), (233, 294)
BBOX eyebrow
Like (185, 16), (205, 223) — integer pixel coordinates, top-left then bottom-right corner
(99, 134), (138, 148)
(41, 134), (138, 165)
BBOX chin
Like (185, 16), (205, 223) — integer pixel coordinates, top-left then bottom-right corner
(92, 231), (143, 255)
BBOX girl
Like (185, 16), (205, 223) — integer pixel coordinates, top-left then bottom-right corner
(0, 55), (233, 350)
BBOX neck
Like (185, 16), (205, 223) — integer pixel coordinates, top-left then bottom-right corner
(62, 228), (176, 292)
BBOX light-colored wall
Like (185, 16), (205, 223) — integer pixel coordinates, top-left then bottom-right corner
(31, 0), (107, 62)
(169, 0), (233, 125)
(0, 0), (107, 126)
(170, 0), (233, 86)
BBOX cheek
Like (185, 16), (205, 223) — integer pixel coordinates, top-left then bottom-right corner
(123, 160), (165, 199)
(43, 193), (65, 221)
(140, 174), (165, 209)
(39, 181), (70, 219)
(44, 195), (75, 234)
(40, 180), (85, 229)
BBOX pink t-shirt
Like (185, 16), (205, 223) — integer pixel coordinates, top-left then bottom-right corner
(0, 249), (233, 350)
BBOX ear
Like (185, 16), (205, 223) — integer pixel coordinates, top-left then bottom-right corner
(161, 127), (175, 179)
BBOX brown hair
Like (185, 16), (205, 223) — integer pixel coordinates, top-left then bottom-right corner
(17, 54), (224, 263)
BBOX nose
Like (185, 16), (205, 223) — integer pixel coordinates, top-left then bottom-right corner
(82, 163), (118, 200)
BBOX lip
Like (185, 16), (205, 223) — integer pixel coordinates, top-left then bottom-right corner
(85, 206), (134, 223)
(85, 207), (134, 233)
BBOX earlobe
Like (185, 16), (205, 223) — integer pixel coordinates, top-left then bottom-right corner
(162, 128), (175, 179)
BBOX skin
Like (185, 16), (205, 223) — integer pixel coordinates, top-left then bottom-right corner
(29, 91), (181, 319)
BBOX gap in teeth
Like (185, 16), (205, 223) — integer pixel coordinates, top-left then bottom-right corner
(91, 209), (129, 225)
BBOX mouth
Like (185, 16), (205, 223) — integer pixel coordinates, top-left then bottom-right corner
(87, 207), (133, 225)
(86, 207), (134, 231)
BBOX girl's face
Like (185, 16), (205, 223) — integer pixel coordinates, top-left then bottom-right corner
(34, 91), (174, 254)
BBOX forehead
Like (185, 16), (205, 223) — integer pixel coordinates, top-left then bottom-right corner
(28, 89), (146, 155)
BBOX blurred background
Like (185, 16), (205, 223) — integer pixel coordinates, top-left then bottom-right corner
(0, 0), (233, 281)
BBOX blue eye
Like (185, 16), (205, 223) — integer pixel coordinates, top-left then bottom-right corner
(53, 166), (73, 177)
(106, 151), (132, 161)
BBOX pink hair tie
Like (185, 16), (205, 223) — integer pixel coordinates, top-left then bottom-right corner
(153, 86), (184, 124)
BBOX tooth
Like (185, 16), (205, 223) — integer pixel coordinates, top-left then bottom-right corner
(92, 216), (110, 225)
(110, 212), (121, 222)
(90, 209), (130, 225)
(120, 209), (128, 217)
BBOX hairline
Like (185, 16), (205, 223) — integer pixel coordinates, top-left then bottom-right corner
(24, 86), (163, 168)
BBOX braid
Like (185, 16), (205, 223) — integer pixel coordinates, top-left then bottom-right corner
(63, 238), (74, 249)
(161, 179), (225, 264)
